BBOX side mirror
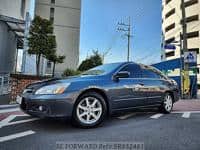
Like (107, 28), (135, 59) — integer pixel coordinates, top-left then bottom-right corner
(113, 71), (130, 80)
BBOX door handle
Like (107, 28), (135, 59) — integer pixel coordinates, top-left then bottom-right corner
(138, 83), (144, 86)
(134, 83), (144, 88)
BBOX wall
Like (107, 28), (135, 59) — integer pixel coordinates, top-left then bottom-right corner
(35, 0), (81, 75)
(0, 0), (32, 20)
(0, 22), (17, 73)
(10, 74), (50, 101)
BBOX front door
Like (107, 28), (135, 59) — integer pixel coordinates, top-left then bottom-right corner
(111, 63), (148, 109)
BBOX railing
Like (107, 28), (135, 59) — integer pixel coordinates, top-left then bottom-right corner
(0, 74), (11, 95)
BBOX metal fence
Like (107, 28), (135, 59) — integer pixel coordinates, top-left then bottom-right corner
(0, 74), (11, 95)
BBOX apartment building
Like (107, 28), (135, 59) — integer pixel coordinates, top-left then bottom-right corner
(35, 0), (81, 75)
(162, 0), (200, 84)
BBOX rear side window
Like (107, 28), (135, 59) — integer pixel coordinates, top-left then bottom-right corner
(141, 68), (161, 79)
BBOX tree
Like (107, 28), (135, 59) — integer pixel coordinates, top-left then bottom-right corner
(28, 16), (56, 76)
(63, 68), (81, 77)
(47, 52), (65, 77)
(78, 50), (103, 71)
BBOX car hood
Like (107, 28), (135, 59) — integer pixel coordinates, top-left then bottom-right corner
(26, 75), (105, 89)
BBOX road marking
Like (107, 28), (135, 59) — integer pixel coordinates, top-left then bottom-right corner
(182, 112), (191, 118)
(0, 115), (16, 128)
(0, 108), (20, 114)
(4, 118), (40, 127)
(14, 114), (30, 117)
(117, 113), (136, 120)
(0, 130), (35, 142)
(150, 113), (163, 119)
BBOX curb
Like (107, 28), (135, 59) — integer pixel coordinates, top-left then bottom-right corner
(0, 104), (19, 110)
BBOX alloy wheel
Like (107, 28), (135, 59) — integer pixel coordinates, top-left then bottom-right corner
(164, 94), (173, 112)
(76, 97), (102, 124)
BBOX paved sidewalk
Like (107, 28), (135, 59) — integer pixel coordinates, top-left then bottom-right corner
(173, 99), (200, 111)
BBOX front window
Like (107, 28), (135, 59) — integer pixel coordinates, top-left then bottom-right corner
(120, 64), (142, 78)
(81, 63), (122, 75)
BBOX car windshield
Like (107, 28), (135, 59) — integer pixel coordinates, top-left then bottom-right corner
(81, 63), (122, 75)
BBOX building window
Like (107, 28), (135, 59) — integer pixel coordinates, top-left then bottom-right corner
(184, 0), (198, 8)
(165, 37), (175, 44)
(165, 8), (175, 19)
(21, 0), (26, 18)
(165, 23), (175, 32)
(51, 0), (55, 4)
(188, 48), (199, 54)
(50, 7), (55, 23)
(181, 15), (199, 24)
(47, 61), (52, 68)
(166, 0), (172, 5)
(165, 51), (175, 57)
(187, 31), (199, 39)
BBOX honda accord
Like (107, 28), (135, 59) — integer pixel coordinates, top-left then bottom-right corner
(18, 62), (179, 128)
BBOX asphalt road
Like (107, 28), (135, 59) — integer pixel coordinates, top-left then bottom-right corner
(0, 109), (200, 150)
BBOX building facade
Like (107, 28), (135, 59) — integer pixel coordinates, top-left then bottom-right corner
(162, 0), (200, 84)
(0, 0), (31, 74)
(35, 0), (81, 75)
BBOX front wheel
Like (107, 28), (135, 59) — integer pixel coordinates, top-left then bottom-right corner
(72, 92), (107, 128)
(160, 93), (173, 113)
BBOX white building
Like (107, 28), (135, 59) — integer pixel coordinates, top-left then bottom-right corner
(162, 0), (200, 84)
(0, 0), (32, 74)
(35, 0), (81, 75)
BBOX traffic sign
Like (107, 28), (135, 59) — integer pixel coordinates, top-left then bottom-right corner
(184, 51), (197, 63)
(164, 44), (176, 50)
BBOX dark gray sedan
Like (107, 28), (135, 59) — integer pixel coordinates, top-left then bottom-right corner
(18, 62), (179, 128)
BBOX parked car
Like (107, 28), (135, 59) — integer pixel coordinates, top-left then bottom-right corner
(17, 62), (179, 128)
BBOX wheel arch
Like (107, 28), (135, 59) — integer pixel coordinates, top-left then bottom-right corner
(165, 91), (175, 102)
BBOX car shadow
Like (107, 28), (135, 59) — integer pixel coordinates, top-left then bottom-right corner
(24, 108), (160, 131)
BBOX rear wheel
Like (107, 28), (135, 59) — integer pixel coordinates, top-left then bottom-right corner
(160, 93), (173, 113)
(72, 92), (107, 128)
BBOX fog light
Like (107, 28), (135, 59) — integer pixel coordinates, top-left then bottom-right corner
(39, 106), (43, 111)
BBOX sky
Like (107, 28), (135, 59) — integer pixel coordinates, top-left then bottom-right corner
(79, 0), (162, 65)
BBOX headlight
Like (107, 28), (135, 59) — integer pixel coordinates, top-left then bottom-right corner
(35, 83), (71, 95)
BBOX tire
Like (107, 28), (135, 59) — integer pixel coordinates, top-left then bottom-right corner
(160, 93), (173, 114)
(72, 92), (107, 128)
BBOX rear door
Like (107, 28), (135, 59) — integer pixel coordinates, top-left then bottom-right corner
(139, 66), (165, 105)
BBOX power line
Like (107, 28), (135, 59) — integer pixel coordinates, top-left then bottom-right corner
(117, 17), (132, 62)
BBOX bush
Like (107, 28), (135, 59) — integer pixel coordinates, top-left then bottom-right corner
(63, 69), (81, 77)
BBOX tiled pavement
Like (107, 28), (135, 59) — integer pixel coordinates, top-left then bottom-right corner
(173, 99), (200, 111)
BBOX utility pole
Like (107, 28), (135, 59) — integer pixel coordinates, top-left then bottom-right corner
(117, 17), (132, 62)
(181, 0), (190, 98)
(179, 32), (183, 98)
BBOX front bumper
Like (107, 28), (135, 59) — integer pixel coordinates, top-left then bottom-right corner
(20, 94), (77, 118)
